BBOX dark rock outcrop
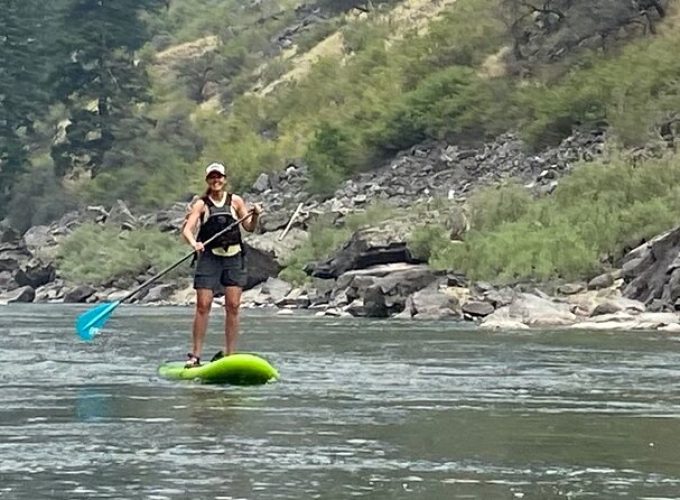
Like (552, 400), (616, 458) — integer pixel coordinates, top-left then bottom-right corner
(335, 263), (438, 317)
(311, 222), (419, 279)
(623, 226), (680, 310)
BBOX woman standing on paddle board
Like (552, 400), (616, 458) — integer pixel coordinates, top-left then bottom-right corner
(181, 162), (262, 368)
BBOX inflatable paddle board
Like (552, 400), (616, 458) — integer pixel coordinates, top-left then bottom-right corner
(158, 353), (278, 385)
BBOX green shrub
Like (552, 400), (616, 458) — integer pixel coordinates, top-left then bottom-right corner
(427, 153), (680, 282)
(468, 182), (533, 232)
(58, 224), (186, 285)
(407, 224), (450, 261)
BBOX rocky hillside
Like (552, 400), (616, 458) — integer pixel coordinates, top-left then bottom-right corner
(2, 0), (679, 332)
(2, 128), (679, 333)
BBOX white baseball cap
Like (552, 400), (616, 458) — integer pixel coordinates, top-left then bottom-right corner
(205, 162), (226, 177)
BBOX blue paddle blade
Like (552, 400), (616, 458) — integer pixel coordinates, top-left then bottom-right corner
(76, 302), (120, 341)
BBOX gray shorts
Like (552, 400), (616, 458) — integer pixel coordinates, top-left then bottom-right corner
(193, 250), (247, 294)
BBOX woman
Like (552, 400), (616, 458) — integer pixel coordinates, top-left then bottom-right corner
(181, 162), (262, 367)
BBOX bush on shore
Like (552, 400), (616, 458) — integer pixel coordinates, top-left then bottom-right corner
(58, 224), (187, 285)
(425, 153), (680, 282)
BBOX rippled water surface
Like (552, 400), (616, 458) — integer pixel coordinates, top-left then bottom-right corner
(1, 304), (680, 499)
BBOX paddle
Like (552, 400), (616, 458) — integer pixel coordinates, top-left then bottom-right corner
(76, 210), (255, 341)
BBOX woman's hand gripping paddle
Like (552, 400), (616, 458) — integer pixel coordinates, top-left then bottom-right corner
(75, 210), (254, 341)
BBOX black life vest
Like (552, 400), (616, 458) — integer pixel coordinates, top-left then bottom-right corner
(196, 193), (243, 250)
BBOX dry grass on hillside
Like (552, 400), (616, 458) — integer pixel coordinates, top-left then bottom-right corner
(256, 0), (459, 96)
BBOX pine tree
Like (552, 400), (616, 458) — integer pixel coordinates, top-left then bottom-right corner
(0, 0), (55, 217)
(50, 0), (164, 177)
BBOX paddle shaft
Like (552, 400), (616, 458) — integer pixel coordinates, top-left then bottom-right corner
(119, 210), (254, 304)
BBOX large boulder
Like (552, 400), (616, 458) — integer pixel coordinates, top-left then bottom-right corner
(0, 285), (35, 303)
(462, 301), (495, 318)
(244, 244), (283, 289)
(401, 282), (461, 320)
(336, 263), (437, 317)
(0, 242), (30, 273)
(245, 227), (308, 266)
(311, 220), (418, 279)
(23, 225), (61, 261)
(258, 211), (296, 233)
(260, 277), (294, 304)
(480, 292), (577, 329)
(63, 284), (96, 303)
(14, 259), (56, 288)
(623, 226), (680, 309)
(587, 272), (614, 290)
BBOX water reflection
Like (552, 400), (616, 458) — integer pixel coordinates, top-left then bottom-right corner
(75, 387), (113, 422)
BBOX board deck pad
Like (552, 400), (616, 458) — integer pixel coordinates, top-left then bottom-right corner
(158, 353), (278, 385)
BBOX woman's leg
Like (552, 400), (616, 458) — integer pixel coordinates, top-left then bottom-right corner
(223, 286), (242, 355)
(191, 288), (214, 358)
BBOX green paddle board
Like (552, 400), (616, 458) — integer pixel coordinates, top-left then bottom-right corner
(158, 353), (278, 385)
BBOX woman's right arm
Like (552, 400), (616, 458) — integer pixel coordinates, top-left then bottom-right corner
(183, 199), (206, 252)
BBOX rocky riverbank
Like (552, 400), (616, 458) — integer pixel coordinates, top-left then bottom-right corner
(1, 130), (679, 331)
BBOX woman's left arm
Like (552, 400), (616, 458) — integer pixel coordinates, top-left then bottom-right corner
(234, 194), (262, 232)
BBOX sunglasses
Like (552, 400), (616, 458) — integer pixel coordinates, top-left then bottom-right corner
(207, 174), (225, 180)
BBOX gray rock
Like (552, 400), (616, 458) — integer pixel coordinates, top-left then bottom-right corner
(244, 244), (283, 289)
(260, 277), (293, 303)
(14, 259), (56, 288)
(590, 301), (622, 316)
(312, 220), (417, 279)
(329, 288), (349, 308)
(0, 270), (16, 291)
(558, 283), (585, 295)
(140, 284), (176, 304)
(446, 273), (466, 287)
(252, 173), (270, 193)
(107, 200), (137, 229)
(407, 283), (461, 320)
(481, 292), (577, 328)
(87, 205), (109, 222)
(63, 285), (96, 303)
(668, 267), (680, 304)
(259, 211), (294, 233)
(23, 225), (57, 251)
(588, 273), (614, 290)
(35, 280), (66, 303)
(308, 277), (335, 305)
(0, 254), (23, 273)
(245, 228), (307, 267)
(473, 281), (494, 294)
(0, 225), (20, 243)
(621, 257), (647, 279)
(345, 299), (366, 317)
(363, 285), (391, 317)
(462, 301), (495, 317)
(623, 225), (680, 308)
(1, 285), (35, 303)
(570, 312), (680, 331)
(276, 287), (310, 308)
(484, 287), (514, 308)
(338, 263), (437, 317)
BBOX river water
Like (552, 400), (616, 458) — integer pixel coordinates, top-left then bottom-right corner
(1, 304), (679, 499)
